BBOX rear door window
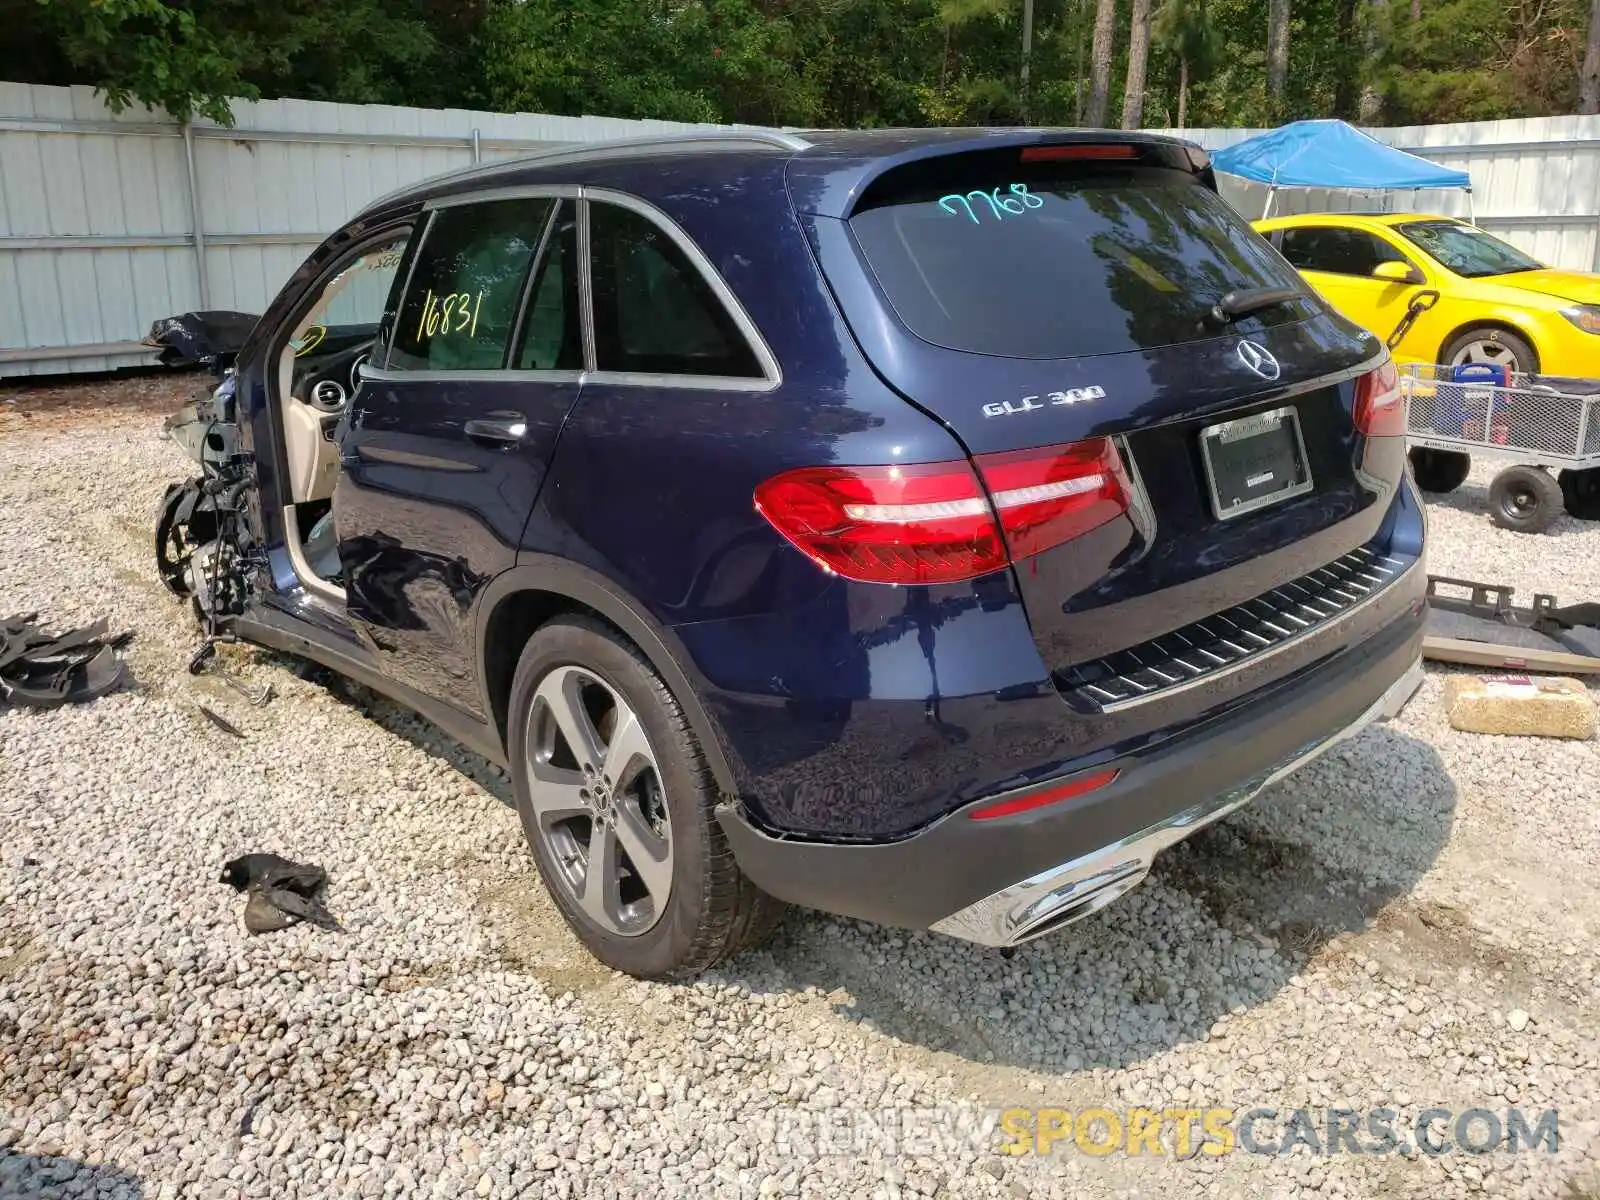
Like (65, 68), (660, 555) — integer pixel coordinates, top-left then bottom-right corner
(588, 202), (763, 379)
(1279, 227), (1409, 278)
(514, 202), (582, 371)
(388, 198), (556, 372)
(848, 157), (1311, 360)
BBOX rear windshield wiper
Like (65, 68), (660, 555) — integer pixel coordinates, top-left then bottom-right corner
(1206, 287), (1303, 327)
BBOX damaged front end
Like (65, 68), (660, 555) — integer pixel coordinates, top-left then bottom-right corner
(142, 310), (260, 371)
(156, 372), (260, 632)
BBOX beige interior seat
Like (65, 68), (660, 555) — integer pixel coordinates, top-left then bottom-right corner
(279, 344), (341, 503)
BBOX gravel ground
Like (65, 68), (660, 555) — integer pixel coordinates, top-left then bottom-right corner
(3, 381), (1600, 1199)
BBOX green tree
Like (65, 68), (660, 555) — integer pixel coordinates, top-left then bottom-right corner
(1585, 0), (1600, 112)
(1371, 0), (1588, 121)
(11, 0), (480, 124)
(1087, 0), (1119, 123)
(20, 0), (249, 123)
(1266, 0), (1291, 117)
(4, 0), (1594, 135)
(1152, 0), (1223, 125)
(1122, 0), (1153, 125)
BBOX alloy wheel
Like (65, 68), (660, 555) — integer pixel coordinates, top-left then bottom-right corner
(1450, 338), (1523, 373)
(523, 665), (672, 936)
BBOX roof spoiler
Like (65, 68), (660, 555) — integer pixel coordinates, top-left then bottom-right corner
(792, 130), (1215, 219)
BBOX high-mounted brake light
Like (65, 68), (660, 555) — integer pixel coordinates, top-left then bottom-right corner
(753, 438), (1133, 586)
(968, 768), (1121, 821)
(1353, 357), (1407, 437)
(1021, 144), (1139, 162)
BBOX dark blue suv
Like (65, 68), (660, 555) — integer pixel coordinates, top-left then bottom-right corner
(155, 128), (1426, 978)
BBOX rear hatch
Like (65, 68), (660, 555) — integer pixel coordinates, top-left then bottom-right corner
(792, 136), (1409, 702)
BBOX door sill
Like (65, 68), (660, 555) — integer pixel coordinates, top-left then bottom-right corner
(282, 504), (348, 606)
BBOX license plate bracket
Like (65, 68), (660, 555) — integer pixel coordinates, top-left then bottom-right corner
(1199, 405), (1313, 520)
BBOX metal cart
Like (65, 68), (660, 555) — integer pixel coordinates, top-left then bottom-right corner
(1400, 362), (1600, 533)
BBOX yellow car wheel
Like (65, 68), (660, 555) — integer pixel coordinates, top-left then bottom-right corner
(1442, 326), (1538, 376)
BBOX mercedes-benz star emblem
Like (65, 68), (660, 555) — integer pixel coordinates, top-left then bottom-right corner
(1236, 339), (1281, 381)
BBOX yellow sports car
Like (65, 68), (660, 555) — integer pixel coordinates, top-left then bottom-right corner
(1254, 212), (1600, 379)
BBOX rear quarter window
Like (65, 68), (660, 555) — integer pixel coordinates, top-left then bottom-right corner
(848, 154), (1312, 360)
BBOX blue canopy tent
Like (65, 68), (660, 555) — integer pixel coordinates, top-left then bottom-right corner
(1210, 119), (1473, 221)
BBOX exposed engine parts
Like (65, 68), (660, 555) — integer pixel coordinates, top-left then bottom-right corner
(156, 373), (278, 712)
(155, 472), (255, 627)
(156, 379), (260, 632)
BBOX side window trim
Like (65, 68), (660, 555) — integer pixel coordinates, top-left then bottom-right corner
(504, 198), (566, 370)
(1284, 225), (1416, 281)
(577, 197), (597, 374)
(374, 210), (434, 371)
(365, 183), (782, 390)
(579, 186), (782, 392)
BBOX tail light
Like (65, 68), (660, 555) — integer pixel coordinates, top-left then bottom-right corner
(753, 438), (1133, 586)
(975, 438), (1132, 560)
(1353, 358), (1406, 436)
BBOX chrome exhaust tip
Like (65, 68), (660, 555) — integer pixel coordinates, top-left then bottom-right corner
(1005, 860), (1151, 946)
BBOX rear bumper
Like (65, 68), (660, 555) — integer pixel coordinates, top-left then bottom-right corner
(932, 654), (1422, 945)
(716, 577), (1425, 940)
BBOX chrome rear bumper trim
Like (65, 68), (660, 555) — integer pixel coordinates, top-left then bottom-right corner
(930, 657), (1425, 948)
(1057, 548), (1420, 715)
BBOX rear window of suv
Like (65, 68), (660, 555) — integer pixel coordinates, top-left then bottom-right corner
(848, 152), (1312, 360)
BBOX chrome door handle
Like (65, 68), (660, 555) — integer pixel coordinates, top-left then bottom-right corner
(464, 412), (528, 446)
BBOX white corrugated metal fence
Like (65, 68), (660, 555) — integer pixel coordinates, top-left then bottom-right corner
(3, 80), (1599, 378)
(0, 83), (764, 377)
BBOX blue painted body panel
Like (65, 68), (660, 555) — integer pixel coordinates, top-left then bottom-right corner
(211, 129), (1424, 858)
(333, 374), (582, 717)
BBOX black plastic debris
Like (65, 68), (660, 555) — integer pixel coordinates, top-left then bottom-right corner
(197, 704), (245, 738)
(143, 311), (260, 369)
(220, 853), (341, 935)
(0, 614), (132, 710)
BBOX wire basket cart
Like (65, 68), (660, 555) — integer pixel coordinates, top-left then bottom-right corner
(1400, 362), (1600, 533)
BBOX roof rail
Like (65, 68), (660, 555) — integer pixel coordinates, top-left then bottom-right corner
(358, 128), (811, 216)
(673, 128), (814, 151)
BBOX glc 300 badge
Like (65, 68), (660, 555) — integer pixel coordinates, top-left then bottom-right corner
(984, 386), (1106, 418)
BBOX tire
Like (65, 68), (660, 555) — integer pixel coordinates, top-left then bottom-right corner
(1487, 465), (1562, 533)
(1559, 466), (1600, 520)
(1408, 447), (1472, 494)
(1441, 326), (1539, 377)
(506, 615), (783, 979)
